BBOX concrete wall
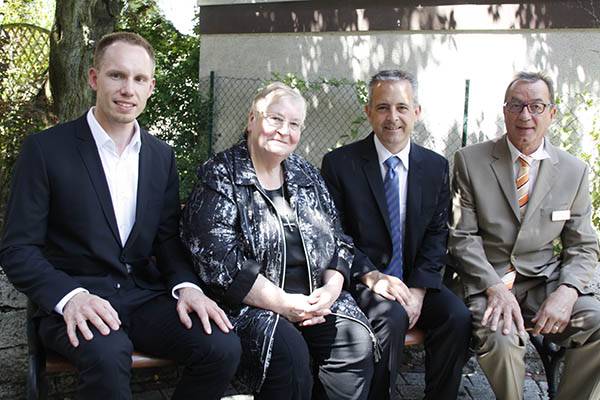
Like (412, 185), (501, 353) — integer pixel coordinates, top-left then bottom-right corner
(200, 29), (600, 164)
(197, 1), (600, 165)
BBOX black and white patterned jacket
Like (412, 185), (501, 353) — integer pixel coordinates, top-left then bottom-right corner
(180, 137), (376, 391)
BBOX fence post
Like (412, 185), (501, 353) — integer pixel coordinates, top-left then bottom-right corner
(208, 71), (215, 156)
(462, 79), (470, 147)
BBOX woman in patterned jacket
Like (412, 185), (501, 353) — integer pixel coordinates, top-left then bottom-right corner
(181, 82), (375, 400)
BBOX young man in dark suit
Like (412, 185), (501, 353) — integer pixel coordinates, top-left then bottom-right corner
(321, 70), (471, 400)
(0, 32), (241, 400)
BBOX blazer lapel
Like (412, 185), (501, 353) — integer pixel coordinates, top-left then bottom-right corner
(75, 117), (121, 246)
(360, 134), (391, 234)
(124, 130), (150, 248)
(490, 137), (520, 221)
(521, 143), (559, 224)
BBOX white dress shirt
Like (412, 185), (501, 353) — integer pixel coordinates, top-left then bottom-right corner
(373, 135), (410, 241)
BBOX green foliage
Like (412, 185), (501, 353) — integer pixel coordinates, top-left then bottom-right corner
(118, 0), (211, 201)
(0, 23), (50, 102)
(0, 21), (56, 232)
(553, 91), (600, 241)
(0, 0), (55, 29)
(268, 72), (368, 149)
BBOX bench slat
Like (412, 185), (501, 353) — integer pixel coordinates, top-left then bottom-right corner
(45, 350), (174, 374)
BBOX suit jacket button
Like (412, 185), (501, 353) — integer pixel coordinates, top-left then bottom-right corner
(114, 282), (121, 289)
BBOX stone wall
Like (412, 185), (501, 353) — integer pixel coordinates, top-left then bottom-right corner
(0, 270), (28, 399)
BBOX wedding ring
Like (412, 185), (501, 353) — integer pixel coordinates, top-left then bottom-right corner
(553, 325), (559, 331)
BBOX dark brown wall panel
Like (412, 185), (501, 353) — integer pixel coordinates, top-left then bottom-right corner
(198, 1), (600, 34)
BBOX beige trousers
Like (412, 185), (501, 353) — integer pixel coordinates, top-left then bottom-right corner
(468, 275), (600, 400)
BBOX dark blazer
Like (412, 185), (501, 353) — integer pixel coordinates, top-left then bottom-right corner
(321, 132), (450, 290)
(0, 114), (199, 314)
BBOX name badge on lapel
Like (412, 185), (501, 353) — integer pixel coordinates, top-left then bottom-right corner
(552, 210), (571, 221)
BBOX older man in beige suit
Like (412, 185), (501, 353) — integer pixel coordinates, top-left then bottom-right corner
(449, 71), (600, 400)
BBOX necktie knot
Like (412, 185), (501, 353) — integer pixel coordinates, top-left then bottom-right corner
(385, 156), (401, 171)
(518, 154), (533, 167)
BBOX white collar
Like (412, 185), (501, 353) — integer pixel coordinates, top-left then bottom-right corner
(506, 135), (549, 163)
(373, 134), (410, 170)
(86, 107), (141, 154)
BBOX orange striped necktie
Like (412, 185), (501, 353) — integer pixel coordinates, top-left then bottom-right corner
(502, 265), (516, 290)
(504, 154), (534, 290)
(516, 154), (533, 220)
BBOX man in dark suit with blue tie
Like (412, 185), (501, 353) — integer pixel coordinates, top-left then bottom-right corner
(0, 32), (240, 399)
(321, 70), (471, 400)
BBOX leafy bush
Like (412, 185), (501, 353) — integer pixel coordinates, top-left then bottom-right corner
(0, 22), (56, 232)
(553, 91), (600, 242)
(118, 0), (211, 201)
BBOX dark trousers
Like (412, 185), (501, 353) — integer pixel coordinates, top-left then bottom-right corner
(39, 276), (242, 400)
(353, 283), (471, 400)
(257, 314), (375, 400)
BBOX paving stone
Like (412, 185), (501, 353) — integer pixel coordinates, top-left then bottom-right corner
(399, 372), (423, 386)
(464, 374), (495, 399)
(536, 380), (549, 400)
(457, 376), (470, 399)
(396, 384), (425, 400)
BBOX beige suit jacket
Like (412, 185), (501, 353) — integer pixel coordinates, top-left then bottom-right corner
(448, 135), (599, 298)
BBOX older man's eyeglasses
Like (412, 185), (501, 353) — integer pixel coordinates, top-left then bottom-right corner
(504, 102), (553, 115)
(261, 113), (304, 133)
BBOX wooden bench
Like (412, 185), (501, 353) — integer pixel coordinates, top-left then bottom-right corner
(26, 300), (425, 399)
(27, 300), (563, 400)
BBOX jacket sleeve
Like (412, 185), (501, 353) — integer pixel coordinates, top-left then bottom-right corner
(557, 164), (599, 293)
(151, 147), (201, 291)
(448, 149), (504, 297)
(404, 157), (450, 290)
(180, 157), (260, 307)
(0, 136), (82, 313)
(312, 163), (354, 289)
(321, 152), (378, 280)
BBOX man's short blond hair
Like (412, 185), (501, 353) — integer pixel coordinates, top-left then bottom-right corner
(93, 31), (155, 74)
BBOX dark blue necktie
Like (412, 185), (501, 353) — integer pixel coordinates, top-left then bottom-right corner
(383, 156), (403, 279)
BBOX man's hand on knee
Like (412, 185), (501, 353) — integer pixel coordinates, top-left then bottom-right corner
(483, 283), (526, 336)
(360, 270), (412, 306)
(63, 292), (121, 347)
(176, 287), (233, 335)
(532, 284), (578, 336)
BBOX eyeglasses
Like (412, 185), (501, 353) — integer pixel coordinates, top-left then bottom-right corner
(504, 102), (553, 115)
(260, 112), (304, 133)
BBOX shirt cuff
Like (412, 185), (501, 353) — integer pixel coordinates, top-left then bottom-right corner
(54, 288), (89, 315)
(172, 282), (204, 299)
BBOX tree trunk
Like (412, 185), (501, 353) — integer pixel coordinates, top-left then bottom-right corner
(50, 0), (124, 123)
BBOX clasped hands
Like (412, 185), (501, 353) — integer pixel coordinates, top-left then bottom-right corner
(275, 270), (344, 327)
(483, 282), (578, 336)
(361, 270), (425, 329)
(62, 287), (232, 347)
